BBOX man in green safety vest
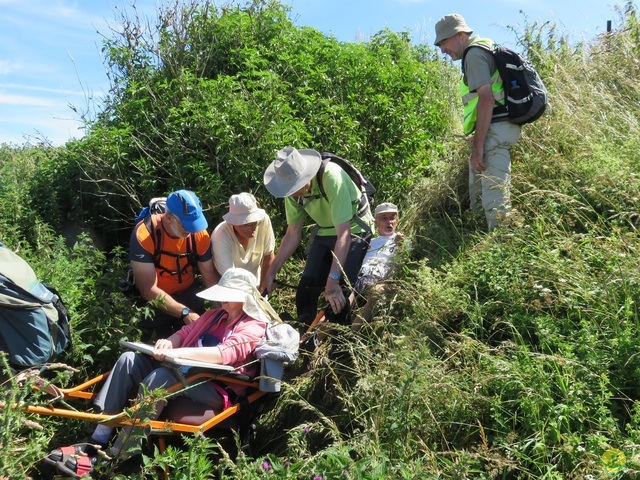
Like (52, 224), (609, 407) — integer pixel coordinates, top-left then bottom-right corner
(434, 13), (521, 231)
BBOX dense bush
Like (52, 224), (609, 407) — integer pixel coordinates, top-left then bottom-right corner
(63, 0), (456, 248)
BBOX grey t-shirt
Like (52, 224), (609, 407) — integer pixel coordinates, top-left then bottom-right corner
(463, 44), (497, 92)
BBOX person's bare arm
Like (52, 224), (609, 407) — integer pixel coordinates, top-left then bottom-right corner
(198, 257), (220, 287)
(469, 83), (494, 172)
(323, 220), (351, 314)
(263, 221), (303, 295)
(131, 260), (200, 323)
(258, 252), (276, 294)
(163, 346), (224, 364)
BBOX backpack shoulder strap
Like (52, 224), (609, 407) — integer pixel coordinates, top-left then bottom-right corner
(144, 214), (162, 267)
(315, 156), (332, 200)
(315, 153), (373, 234)
(188, 233), (198, 267)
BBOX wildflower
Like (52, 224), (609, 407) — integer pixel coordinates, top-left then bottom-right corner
(313, 477), (322, 480)
(284, 461), (290, 467)
(262, 460), (272, 470)
(304, 427), (310, 434)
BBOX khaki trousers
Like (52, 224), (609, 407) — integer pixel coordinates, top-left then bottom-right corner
(469, 121), (521, 230)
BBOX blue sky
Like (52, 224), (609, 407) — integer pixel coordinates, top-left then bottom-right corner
(0, 0), (625, 146)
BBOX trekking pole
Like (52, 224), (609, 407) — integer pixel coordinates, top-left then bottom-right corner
(300, 307), (327, 342)
(274, 279), (298, 290)
(307, 308), (326, 332)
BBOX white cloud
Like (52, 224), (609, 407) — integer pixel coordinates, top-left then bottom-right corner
(0, 83), (87, 97)
(0, 60), (22, 75)
(0, 93), (56, 107)
(1, 0), (103, 25)
(0, 101), (84, 145)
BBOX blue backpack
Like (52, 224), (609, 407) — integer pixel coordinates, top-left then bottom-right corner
(0, 243), (71, 368)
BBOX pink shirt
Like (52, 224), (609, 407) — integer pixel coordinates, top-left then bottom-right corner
(175, 308), (267, 396)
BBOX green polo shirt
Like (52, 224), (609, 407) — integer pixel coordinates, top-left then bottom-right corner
(284, 162), (374, 236)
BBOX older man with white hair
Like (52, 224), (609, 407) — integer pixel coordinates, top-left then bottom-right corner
(355, 202), (408, 293)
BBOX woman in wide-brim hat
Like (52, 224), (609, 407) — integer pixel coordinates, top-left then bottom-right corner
(49, 268), (280, 476)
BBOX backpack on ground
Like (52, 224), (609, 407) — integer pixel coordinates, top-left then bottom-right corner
(463, 43), (548, 125)
(315, 152), (376, 232)
(0, 244), (72, 369)
(119, 197), (198, 292)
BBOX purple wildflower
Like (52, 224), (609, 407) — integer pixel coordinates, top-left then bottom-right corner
(284, 461), (290, 467)
(262, 460), (272, 470)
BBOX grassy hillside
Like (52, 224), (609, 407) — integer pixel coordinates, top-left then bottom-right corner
(2, 1), (640, 479)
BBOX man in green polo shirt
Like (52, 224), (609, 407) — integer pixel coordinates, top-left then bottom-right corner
(263, 147), (373, 326)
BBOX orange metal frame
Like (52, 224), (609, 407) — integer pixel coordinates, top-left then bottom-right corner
(14, 368), (266, 434)
(8, 310), (324, 438)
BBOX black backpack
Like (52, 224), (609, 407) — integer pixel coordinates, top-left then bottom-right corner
(119, 197), (198, 292)
(0, 243), (72, 368)
(313, 153), (376, 232)
(463, 43), (548, 125)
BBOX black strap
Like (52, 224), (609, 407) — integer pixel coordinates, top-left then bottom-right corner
(186, 310), (226, 348)
(299, 156), (371, 233)
(143, 215), (198, 283)
(461, 44), (509, 118)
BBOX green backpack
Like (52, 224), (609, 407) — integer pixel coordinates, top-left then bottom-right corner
(0, 243), (71, 368)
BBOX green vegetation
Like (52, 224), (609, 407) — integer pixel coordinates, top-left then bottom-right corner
(1, 0), (640, 478)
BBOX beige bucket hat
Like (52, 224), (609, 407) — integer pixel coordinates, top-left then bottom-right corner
(434, 13), (473, 46)
(222, 193), (266, 225)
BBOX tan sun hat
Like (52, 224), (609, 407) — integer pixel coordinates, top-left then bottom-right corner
(222, 192), (266, 225)
(196, 268), (254, 304)
(197, 268), (281, 324)
(263, 147), (322, 198)
(434, 13), (473, 46)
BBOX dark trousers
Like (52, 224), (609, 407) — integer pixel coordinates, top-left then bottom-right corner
(296, 232), (371, 326)
(135, 281), (206, 341)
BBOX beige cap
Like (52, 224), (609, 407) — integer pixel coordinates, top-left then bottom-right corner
(374, 202), (398, 216)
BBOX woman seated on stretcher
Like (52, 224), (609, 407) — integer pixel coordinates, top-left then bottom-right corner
(46, 268), (277, 477)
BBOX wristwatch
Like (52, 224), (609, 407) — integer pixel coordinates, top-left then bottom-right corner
(179, 307), (191, 320)
(328, 272), (341, 281)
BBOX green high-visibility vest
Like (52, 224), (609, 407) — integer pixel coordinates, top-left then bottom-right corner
(460, 37), (506, 135)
